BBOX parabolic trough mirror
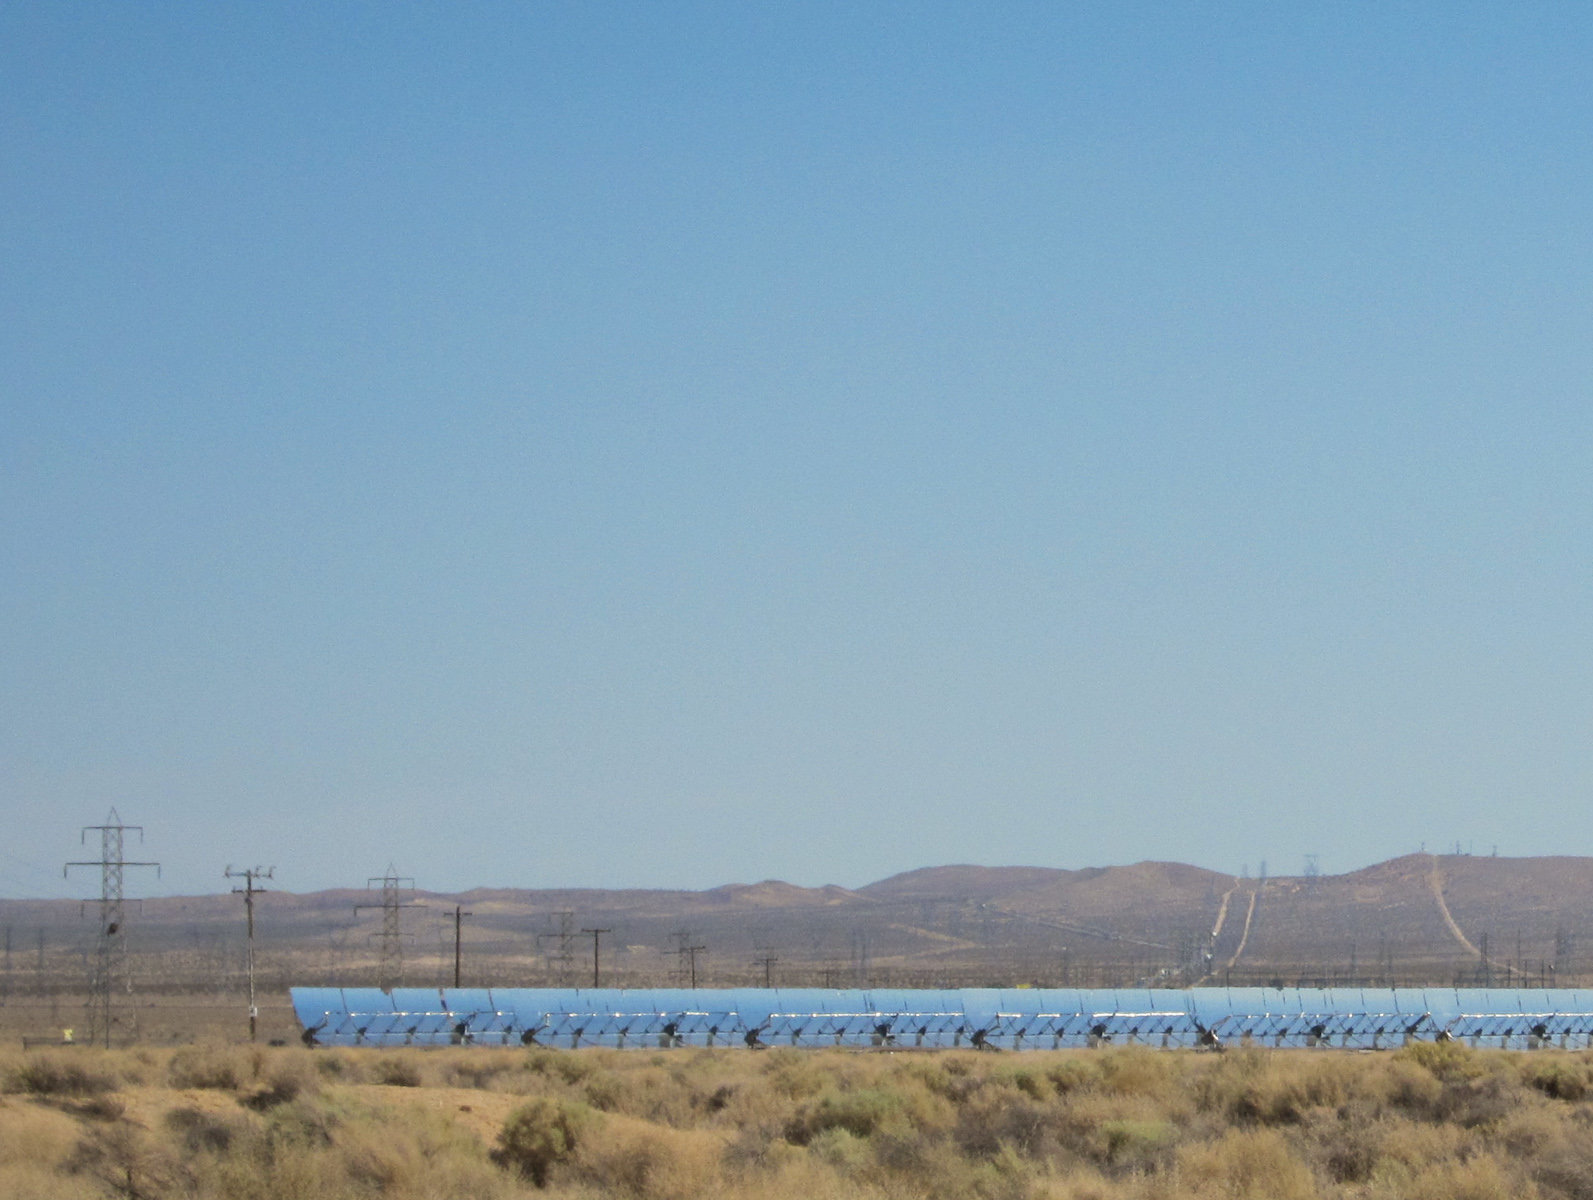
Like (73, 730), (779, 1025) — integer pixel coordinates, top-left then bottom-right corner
(290, 987), (1593, 1050)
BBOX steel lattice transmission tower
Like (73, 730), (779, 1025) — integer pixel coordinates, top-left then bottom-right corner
(64, 809), (159, 1047)
(356, 866), (418, 990)
(537, 910), (576, 986)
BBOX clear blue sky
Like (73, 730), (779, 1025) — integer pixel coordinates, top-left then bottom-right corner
(5, 3), (1592, 899)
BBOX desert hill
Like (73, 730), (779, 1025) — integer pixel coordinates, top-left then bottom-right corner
(2, 853), (1588, 1006)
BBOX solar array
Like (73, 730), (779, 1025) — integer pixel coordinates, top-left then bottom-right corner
(290, 987), (1593, 1050)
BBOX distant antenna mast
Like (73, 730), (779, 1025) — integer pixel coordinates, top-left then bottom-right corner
(1304, 854), (1320, 895)
(225, 866), (274, 1041)
(65, 809), (160, 1047)
(356, 867), (419, 990)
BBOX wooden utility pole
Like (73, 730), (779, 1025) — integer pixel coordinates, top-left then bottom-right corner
(582, 928), (612, 987)
(753, 954), (778, 987)
(452, 905), (473, 988)
(225, 866), (274, 1042)
(683, 944), (707, 988)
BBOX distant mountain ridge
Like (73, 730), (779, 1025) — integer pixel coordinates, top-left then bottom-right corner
(6, 853), (1591, 991)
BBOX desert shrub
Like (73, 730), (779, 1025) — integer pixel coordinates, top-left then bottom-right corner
(521, 1048), (564, 1079)
(1396, 1038), (1489, 1083)
(700, 1082), (736, 1113)
(1369, 1116), (1473, 1180)
(927, 1067), (989, 1107)
(1493, 1103), (1571, 1160)
(1098, 1119), (1177, 1174)
(57, 1095), (126, 1123)
(1521, 1056), (1593, 1102)
(6, 1054), (118, 1097)
(164, 1105), (245, 1154)
(1174, 1126), (1316, 1200)
(596, 1063), (712, 1127)
(523, 1047), (605, 1086)
(242, 1053), (319, 1110)
(312, 1050), (362, 1082)
(808, 1126), (870, 1173)
(1435, 1070), (1525, 1128)
(494, 1096), (596, 1186)
(992, 1065), (1053, 1102)
(953, 1092), (1052, 1160)
(339, 1120), (434, 1192)
(1093, 1047), (1176, 1098)
(66, 1120), (186, 1200)
(1044, 1058), (1101, 1096)
(262, 1095), (340, 1149)
(1218, 1054), (1356, 1127)
(1303, 1104), (1383, 1184)
(960, 1141), (1044, 1200)
(763, 1048), (840, 1101)
(895, 1058), (956, 1100)
(704, 1069), (793, 1134)
(29, 1044), (1593, 1200)
(1401, 1152), (1533, 1200)
(1048, 1085), (1188, 1171)
(182, 1088), (518, 1200)
(1380, 1057), (1446, 1117)
(369, 1053), (423, 1087)
(1528, 1128), (1593, 1199)
(442, 1053), (515, 1090)
(1185, 1048), (1260, 1120)
(722, 1121), (779, 1175)
(583, 1070), (626, 1111)
(0, 1101), (82, 1169)
(168, 1044), (261, 1091)
(869, 1124), (941, 1179)
(785, 1087), (908, 1144)
(572, 1119), (727, 1200)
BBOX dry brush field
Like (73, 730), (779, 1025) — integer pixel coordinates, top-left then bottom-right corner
(4, 1039), (1593, 1199)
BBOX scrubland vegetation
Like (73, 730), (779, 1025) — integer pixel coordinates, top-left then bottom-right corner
(5, 1040), (1593, 1198)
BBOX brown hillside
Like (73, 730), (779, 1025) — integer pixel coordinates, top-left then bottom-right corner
(9, 853), (1593, 1036)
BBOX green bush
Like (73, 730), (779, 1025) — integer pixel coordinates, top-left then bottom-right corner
(1395, 1038), (1487, 1083)
(494, 1096), (595, 1186)
(1100, 1118), (1177, 1172)
(785, 1087), (905, 1144)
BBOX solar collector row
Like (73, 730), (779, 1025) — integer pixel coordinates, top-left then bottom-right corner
(290, 987), (1593, 1050)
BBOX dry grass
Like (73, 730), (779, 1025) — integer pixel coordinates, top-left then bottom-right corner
(6, 1040), (1593, 1198)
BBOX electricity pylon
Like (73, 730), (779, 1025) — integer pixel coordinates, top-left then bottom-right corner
(65, 809), (159, 1047)
(356, 866), (418, 990)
